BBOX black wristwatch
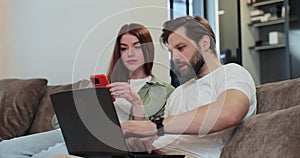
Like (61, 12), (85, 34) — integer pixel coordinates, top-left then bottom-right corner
(150, 116), (165, 136)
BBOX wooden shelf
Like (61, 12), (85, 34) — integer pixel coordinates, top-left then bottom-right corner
(249, 43), (286, 51)
(252, 0), (284, 7)
(249, 18), (285, 27)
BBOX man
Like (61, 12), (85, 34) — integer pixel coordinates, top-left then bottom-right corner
(122, 15), (257, 158)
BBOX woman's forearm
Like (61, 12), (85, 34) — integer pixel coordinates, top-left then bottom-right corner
(130, 93), (145, 120)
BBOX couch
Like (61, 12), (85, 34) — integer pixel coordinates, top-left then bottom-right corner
(0, 77), (300, 157)
(221, 77), (300, 158)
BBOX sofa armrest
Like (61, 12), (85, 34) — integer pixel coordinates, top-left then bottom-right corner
(221, 104), (300, 158)
(256, 78), (300, 114)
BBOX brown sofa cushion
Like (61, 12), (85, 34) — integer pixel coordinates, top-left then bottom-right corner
(27, 79), (90, 134)
(256, 77), (300, 114)
(221, 104), (300, 158)
(0, 78), (47, 141)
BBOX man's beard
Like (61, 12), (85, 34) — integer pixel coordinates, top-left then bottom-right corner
(175, 50), (205, 82)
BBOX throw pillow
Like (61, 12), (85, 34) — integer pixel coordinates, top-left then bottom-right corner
(0, 78), (48, 141)
(27, 79), (90, 134)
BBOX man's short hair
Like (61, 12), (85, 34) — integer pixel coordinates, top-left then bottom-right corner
(160, 16), (217, 56)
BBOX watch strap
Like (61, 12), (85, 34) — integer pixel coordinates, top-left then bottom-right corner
(150, 116), (165, 136)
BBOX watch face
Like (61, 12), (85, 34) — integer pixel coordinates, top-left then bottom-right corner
(151, 116), (163, 121)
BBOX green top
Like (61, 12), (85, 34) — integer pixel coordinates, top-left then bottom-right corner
(129, 75), (175, 120)
(51, 75), (174, 129)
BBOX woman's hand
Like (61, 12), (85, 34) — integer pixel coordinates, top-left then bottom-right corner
(107, 82), (136, 102)
(107, 82), (145, 120)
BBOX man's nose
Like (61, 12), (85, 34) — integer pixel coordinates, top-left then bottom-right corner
(172, 50), (181, 62)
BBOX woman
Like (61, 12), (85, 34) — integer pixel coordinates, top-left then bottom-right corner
(0, 23), (174, 158)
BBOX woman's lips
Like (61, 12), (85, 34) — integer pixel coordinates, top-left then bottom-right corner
(127, 60), (137, 64)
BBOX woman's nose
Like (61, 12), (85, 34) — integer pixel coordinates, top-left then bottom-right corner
(127, 47), (135, 57)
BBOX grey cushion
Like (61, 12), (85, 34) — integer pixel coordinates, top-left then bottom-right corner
(221, 104), (300, 158)
(0, 78), (47, 141)
(27, 79), (91, 134)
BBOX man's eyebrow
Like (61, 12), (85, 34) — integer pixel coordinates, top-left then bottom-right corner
(175, 42), (185, 47)
(167, 42), (185, 52)
(172, 42), (185, 50)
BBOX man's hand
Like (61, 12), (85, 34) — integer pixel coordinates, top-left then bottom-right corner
(121, 120), (157, 137)
(126, 137), (155, 153)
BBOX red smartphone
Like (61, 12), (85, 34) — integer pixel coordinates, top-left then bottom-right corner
(89, 74), (116, 102)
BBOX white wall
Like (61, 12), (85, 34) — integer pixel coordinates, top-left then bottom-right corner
(0, 0), (9, 76)
(130, 0), (169, 83)
(0, 0), (169, 85)
(240, 0), (260, 85)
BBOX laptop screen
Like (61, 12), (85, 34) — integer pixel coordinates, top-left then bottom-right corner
(50, 87), (129, 156)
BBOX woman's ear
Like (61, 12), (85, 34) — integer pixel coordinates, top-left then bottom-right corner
(198, 35), (210, 51)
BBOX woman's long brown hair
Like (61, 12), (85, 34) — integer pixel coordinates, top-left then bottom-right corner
(107, 23), (154, 82)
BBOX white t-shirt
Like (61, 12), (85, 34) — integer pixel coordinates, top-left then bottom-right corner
(114, 76), (151, 122)
(153, 63), (257, 158)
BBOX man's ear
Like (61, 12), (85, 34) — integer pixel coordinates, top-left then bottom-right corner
(198, 35), (210, 51)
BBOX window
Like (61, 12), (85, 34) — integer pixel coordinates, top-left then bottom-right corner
(169, 0), (193, 19)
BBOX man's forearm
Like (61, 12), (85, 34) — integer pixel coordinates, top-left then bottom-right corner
(163, 90), (249, 136)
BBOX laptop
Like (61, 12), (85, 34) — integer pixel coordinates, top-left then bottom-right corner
(50, 87), (185, 158)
